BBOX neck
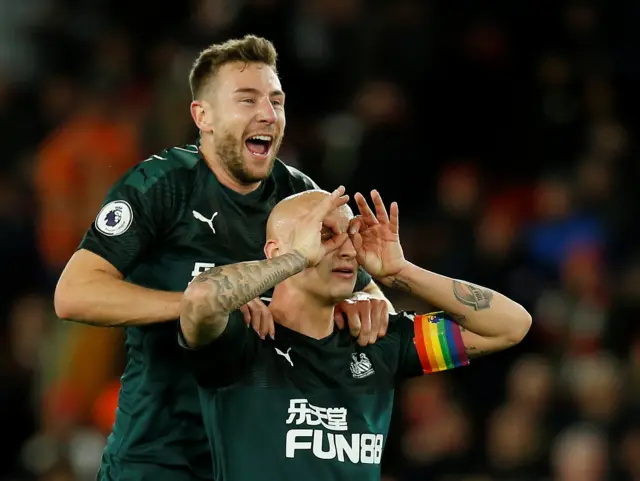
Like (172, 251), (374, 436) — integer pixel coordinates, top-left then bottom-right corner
(199, 140), (261, 195)
(269, 283), (335, 340)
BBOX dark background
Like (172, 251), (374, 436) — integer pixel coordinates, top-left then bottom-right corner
(1, 0), (640, 480)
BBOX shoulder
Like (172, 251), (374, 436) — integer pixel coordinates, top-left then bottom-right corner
(271, 159), (321, 193)
(119, 144), (202, 194)
(387, 311), (416, 331)
(364, 311), (416, 352)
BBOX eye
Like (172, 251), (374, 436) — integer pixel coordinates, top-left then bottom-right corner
(321, 227), (333, 242)
(241, 98), (255, 104)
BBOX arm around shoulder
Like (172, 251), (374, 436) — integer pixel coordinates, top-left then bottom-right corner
(180, 251), (308, 348)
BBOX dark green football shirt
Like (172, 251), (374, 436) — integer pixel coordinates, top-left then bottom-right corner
(78, 145), (373, 481)
(181, 310), (470, 481)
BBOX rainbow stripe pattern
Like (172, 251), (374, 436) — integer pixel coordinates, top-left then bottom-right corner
(413, 312), (469, 374)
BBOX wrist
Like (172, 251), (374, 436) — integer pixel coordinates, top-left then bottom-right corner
(290, 249), (311, 269)
(378, 262), (412, 289)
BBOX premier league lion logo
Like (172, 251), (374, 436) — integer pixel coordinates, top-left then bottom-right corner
(104, 206), (123, 227)
(96, 200), (132, 236)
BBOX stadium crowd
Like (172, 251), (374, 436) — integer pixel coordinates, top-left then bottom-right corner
(1, 0), (640, 480)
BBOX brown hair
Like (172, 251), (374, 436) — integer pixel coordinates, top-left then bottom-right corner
(189, 35), (278, 100)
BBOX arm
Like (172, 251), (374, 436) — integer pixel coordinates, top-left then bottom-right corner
(381, 264), (531, 358)
(54, 160), (183, 327)
(180, 252), (307, 348)
(55, 249), (182, 326)
(350, 191), (531, 360)
(181, 186), (349, 348)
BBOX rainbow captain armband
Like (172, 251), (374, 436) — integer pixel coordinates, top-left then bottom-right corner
(413, 312), (470, 374)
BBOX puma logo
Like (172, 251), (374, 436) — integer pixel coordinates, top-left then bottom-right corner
(192, 210), (218, 234)
(275, 347), (293, 367)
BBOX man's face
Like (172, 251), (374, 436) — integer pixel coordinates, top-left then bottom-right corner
(208, 61), (286, 184)
(291, 205), (359, 304)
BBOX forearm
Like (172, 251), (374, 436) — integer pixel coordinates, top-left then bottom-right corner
(381, 263), (531, 343)
(55, 275), (182, 327)
(180, 251), (307, 347)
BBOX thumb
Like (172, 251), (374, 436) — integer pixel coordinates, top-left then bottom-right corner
(348, 216), (363, 236)
(350, 231), (363, 252)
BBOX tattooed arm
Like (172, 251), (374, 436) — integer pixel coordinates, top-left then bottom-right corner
(383, 265), (532, 359)
(180, 252), (307, 348)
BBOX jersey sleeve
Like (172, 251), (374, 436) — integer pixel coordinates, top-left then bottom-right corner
(178, 311), (261, 388)
(78, 163), (178, 276)
(383, 311), (470, 380)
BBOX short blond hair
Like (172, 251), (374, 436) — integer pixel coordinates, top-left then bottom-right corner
(188, 35), (278, 99)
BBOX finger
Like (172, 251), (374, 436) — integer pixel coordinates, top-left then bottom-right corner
(371, 190), (389, 224)
(322, 232), (348, 254)
(323, 216), (341, 234)
(315, 195), (349, 224)
(357, 305), (372, 346)
(378, 302), (389, 338)
(239, 304), (251, 325)
(334, 309), (346, 330)
(347, 310), (361, 338)
(250, 298), (274, 340)
(259, 303), (275, 340)
(348, 216), (363, 235)
(247, 302), (264, 339)
(351, 231), (363, 254)
(368, 301), (382, 345)
(389, 202), (399, 235)
(311, 186), (349, 221)
(354, 192), (378, 226)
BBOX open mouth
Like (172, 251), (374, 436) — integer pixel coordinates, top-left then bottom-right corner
(332, 267), (355, 278)
(245, 135), (273, 158)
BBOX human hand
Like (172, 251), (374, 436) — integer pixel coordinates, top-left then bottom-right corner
(334, 292), (389, 346)
(290, 186), (350, 266)
(349, 190), (406, 280)
(239, 297), (274, 340)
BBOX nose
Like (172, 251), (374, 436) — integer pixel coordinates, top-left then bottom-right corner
(338, 236), (356, 259)
(256, 97), (277, 124)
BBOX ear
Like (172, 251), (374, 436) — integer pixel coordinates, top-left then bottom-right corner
(264, 239), (280, 259)
(190, 100), (214, 133)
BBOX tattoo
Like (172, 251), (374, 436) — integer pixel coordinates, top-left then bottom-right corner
(452, 280), (493, 311)
(390, 277), (412, 293)
(181, 299), (226, 341)
(183, 251), (307, 344)
(465, 345), (490, 359)
(191, 251), (307, 313)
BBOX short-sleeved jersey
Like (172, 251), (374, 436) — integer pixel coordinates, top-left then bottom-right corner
(181, 310), (470, 481)
(78, 145), (373, 480)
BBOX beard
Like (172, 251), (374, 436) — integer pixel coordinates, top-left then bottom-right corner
(214, 129), (282, 185)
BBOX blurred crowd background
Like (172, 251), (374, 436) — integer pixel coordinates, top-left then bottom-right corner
(2, 0), (640, 480)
